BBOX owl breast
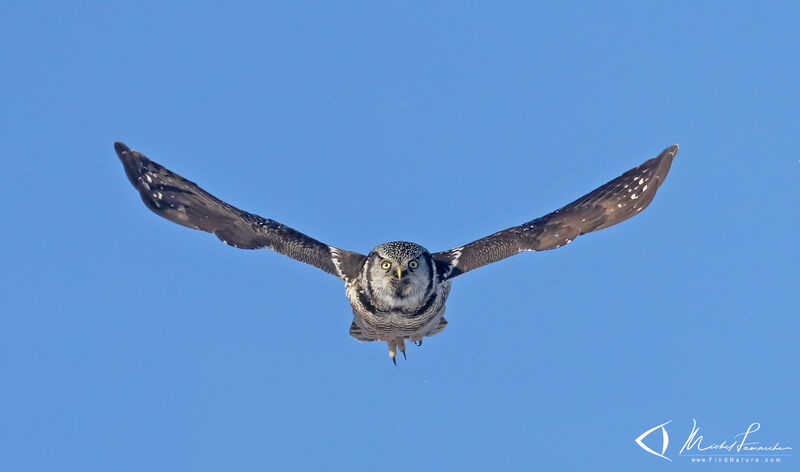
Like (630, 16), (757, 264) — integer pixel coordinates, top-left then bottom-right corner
(345, 280), (451, 343)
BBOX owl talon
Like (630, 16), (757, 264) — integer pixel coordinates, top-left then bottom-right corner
(415, 340), (423, 347)
(388, 342), (398, 365)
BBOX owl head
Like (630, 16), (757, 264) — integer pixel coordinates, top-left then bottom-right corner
(363, 241), (435, 309)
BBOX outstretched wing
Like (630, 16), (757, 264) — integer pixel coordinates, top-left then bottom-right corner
(114, 142), (366, 282)
(432, 145), (677, 280)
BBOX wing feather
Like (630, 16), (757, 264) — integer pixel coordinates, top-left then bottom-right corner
(432, 145), (677, 280)
(114, 142), (366, 282)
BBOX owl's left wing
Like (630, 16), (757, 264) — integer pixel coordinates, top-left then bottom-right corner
(432, 145), (677, 280)
(114, 142), (366, 283)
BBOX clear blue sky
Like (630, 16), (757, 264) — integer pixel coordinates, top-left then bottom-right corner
(1, 2), (798, 471)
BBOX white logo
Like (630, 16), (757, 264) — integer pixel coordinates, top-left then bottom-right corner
(635, 420), (672, 461)
(635, 419), (791, 463)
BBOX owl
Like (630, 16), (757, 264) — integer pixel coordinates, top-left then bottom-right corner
(114, 142), (677, 364)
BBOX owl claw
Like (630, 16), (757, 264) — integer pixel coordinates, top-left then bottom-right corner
(415, 340), (423, 347)
(388, 342), (397, 365)
(388, 340), (406, 365)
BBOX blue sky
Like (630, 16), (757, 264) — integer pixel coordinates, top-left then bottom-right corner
(1, 1), (798, 470)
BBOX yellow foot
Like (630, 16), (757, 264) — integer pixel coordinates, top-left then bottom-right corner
(387, 339), (408, 366)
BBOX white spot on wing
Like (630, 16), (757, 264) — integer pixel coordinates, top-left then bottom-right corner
(441, 247), (463, 279)
(449, 247), (463, 267)
(329, 247), (344, 279)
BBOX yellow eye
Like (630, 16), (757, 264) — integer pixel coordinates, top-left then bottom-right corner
(381, 261), (392, 271)
(408, 260), (419, 269)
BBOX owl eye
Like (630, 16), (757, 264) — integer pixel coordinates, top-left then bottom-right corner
(408, 260), (419, 269)
(380, 260), (392, 271)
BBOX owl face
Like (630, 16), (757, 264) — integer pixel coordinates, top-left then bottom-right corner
(363, 241), (435, 309)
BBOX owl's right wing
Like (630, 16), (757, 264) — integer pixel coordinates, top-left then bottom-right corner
(114, 142), (367, 283)
(432, 145), (677, 280)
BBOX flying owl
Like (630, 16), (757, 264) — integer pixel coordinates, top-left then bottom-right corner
(114, 142), (677, 364)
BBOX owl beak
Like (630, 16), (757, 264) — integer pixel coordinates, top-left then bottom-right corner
(396, 266), (403, 279)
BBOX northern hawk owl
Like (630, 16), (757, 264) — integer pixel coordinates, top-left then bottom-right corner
(114, 142), (677, 364)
